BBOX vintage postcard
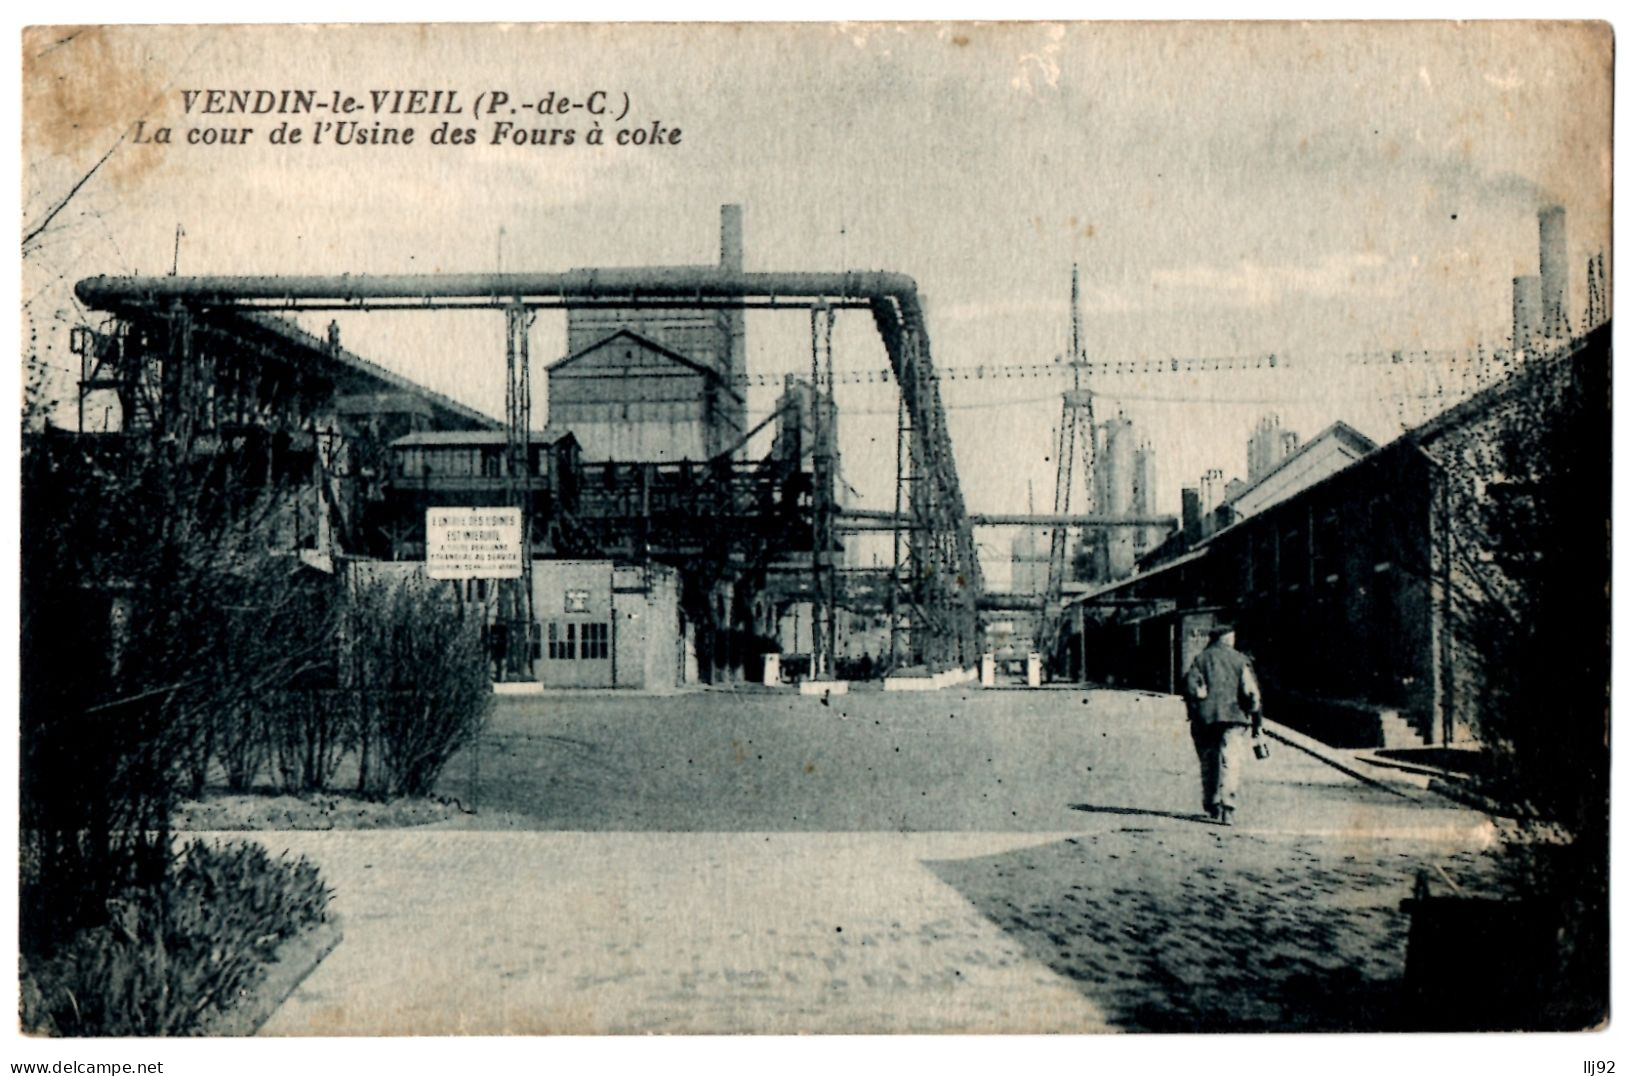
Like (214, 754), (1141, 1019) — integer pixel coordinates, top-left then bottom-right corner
(15, 18), (1613, 1062)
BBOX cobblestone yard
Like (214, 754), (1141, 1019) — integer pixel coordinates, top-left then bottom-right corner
(255, 687), (1500, 1034)
(926, 827), (1501, 1031)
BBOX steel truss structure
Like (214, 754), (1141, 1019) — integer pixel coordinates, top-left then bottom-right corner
(1037, 266), (1096, 666)
(503, 305), (537, 678)
(808, 303), (839, 679)
(77, 268), (986, 673)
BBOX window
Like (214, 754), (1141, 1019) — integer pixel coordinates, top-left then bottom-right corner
(547, 622), (577, 660)
(581, 622), (610, 660)
(549, 622), (607, 660)
(1314, 506), (1343, 587)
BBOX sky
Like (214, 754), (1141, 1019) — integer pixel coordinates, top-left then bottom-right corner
(21, 22), (1613, 585)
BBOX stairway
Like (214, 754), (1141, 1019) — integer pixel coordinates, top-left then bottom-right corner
(1379, 708), (1427, 750)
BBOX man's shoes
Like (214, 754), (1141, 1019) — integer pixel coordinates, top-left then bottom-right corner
(1203, 803), (1219, 819)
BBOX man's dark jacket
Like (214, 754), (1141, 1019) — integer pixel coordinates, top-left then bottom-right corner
(1182, 641), (1263, 728)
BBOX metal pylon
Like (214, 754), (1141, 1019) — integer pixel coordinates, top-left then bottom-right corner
(1038, 265), (1095, 665)
(888, 325), (927, 670)
(504, 303), (536, 679)
(810, 302), (838, 680)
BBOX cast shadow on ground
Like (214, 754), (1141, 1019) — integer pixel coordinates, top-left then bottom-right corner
(1068, 802), (1214, 825)
(924, 833), (1410, 1032)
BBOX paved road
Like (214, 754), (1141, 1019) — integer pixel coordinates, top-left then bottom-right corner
(259, 687), (1500, 1034)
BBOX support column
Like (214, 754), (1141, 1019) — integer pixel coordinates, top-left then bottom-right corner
(809, 302), (837, 680)
(889, 373), (907, 671)
(902, 325), (931, 668)
(504, 303), (536, 680)
(163, 301), (193, 452)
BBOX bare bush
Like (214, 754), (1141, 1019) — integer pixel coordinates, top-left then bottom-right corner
(20, 423), (337, 950)
(347, 574), (491, 797)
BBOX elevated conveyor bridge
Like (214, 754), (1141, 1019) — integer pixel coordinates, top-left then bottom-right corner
(76, 269), (985, 671)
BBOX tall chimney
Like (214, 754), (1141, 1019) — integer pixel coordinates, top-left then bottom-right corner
(720, 203), (743, 272)
(1539, 204), (1570, 341)
(1181, 487), (1202, 533)
(1513, 274), (1541, 352)
(718, 203), (745, 389)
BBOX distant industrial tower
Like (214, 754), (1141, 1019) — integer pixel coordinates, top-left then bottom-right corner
(1092, 414), (1139, 580)
(1198, 468), (1226, 517)
(1037, 265), (1097, 660)
(1010, 481), (1049, 594)
(556, 204), (748, 461)
(1246, 414), (1300, 482)
(1513, 274), (1541, 353)
(1130, 440), (1157, 559)
(1539, 205), (1570, 341)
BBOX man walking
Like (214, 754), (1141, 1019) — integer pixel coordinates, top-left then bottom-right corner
(1181, 623), (1264, 825)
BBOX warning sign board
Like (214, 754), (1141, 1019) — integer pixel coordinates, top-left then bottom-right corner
(426, 507), (523, 579)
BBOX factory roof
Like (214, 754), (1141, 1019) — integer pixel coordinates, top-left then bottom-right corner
(1222, 420), (1377, 518)
(218, 310), (502, 431)
(547, 328), (745, 403)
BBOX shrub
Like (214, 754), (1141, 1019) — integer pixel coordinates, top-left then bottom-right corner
(266, 686), (352, 794)
(21, 430), (341, 945)
(1450, 334), (1610, 1027)
(194, 557), (343, 793)
(21, 435), (178, 952)
(348, 574), (491, 797)
(21, 839), (331, 1037)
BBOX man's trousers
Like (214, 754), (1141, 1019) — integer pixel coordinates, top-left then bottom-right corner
(1189, 722), (1249, 813)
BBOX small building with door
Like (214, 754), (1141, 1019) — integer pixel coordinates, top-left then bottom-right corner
(532, 560), (685, 690)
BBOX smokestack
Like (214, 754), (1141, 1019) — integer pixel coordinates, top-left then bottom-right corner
(1199, 468), (1224, 517)
(718, 204), (745, 388)
(1133, 441), (1156, 515)
(1513, 274), (1541, 352)
(1181, 488), (1202, 533)
(720, 204), (743, 272)
(1099, 417), (1135, 515)
(1539, 204), (1569, 340)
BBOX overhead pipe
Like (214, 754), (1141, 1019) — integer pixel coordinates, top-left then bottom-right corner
(75, 269), (923, 311)
(75, 265), (985, 617)
(968, 512), (1179, 528)
(975, 593), (1047, 611)
(837, 510), (1180, 529)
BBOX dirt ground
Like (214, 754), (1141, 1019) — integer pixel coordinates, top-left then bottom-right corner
(175, 791), (459, 831)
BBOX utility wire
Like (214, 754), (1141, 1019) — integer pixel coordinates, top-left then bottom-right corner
(22, 30), (216, 252)
(22, 139), (123, 251)
(729, 347), (1503, 388)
